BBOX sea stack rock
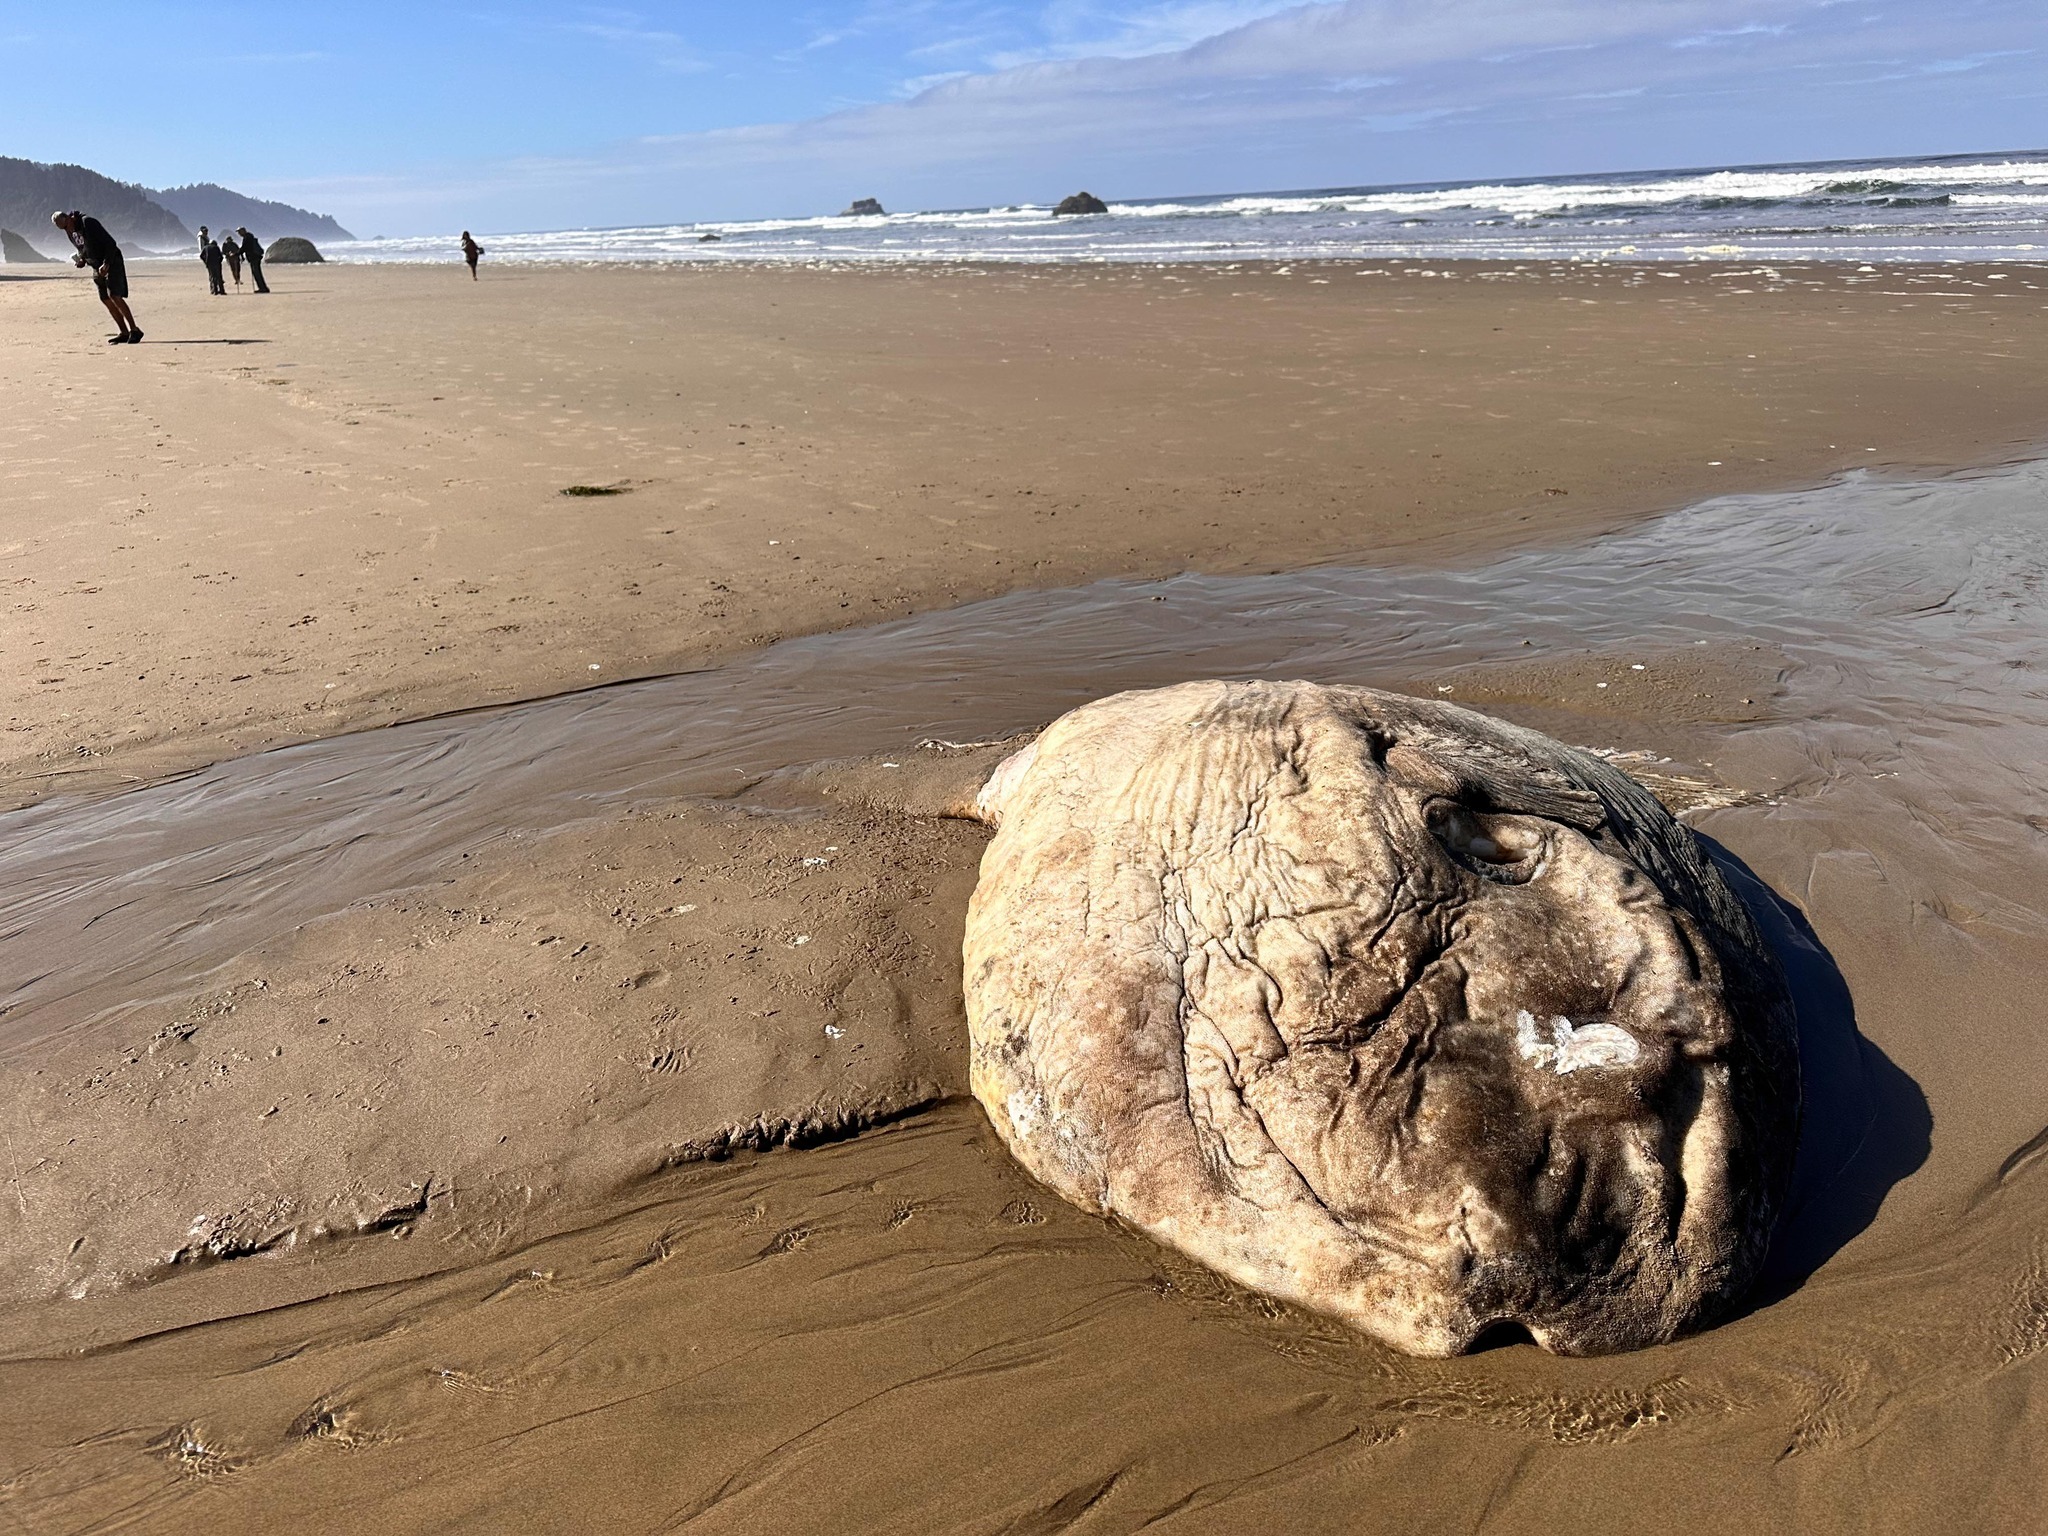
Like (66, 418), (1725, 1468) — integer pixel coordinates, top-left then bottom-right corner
(1052, 191), (1110, 215)
(263, 236), (324, 263)
(840, 198), (886, 217)
(1, 228), (55, 263)
(964, 681), (1799, 1357)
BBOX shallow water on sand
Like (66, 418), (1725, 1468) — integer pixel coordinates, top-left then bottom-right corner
(3, 460), (2047, 1529)
(5, 461), (2044, 1058)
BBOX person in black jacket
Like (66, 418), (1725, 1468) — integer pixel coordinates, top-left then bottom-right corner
(237, 227), (270, 293)
(199, 227), (226, 295)
(222, 233), (243, 288)
(51, 210), (142, 343)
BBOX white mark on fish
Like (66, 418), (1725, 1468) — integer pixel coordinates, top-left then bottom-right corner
(1516, 1010), (1641, 1074)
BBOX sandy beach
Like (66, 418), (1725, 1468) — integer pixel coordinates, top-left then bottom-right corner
(3, 258), (2046, 805)
(2, 257), (2047, 1532)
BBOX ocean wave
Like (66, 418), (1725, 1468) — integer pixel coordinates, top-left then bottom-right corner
(329, 151), (2048, 268)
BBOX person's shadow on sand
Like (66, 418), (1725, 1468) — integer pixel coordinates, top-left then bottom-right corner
(1704, 835), (1931, 1305)
(144, 338), (273, 346)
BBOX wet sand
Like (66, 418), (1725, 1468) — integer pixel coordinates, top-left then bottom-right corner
(2, 263), (2047, 1531)
(3, 258), (2048, 806)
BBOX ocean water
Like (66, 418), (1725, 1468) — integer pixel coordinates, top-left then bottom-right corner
(331, 149), (2048, 267)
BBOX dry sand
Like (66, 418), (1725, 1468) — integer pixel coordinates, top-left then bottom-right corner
(2, 259), (2047, 1532)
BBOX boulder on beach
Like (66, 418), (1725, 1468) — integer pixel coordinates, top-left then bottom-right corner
(840, 198), (886, 217)
(1, 228), (55, 263)
(263, 236), (324, 263)
(964, 680), (1799, 1357)
(1052, 191), (1109, 216)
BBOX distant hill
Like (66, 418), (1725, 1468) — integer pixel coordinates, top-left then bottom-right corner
(0, 157), (193, 254)
(151, 183), (354, 243)
(1, 228), (56, 263)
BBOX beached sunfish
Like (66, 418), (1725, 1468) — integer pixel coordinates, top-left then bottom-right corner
(963, 681), (1799, 1356)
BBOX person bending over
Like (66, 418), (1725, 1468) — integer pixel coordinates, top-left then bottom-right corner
(461, 230), (483, 279)
(52, 210), (142, 343)
(237, 227), (270, 293)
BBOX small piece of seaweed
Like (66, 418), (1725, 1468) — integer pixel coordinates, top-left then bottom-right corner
(560, 484), (629, 497)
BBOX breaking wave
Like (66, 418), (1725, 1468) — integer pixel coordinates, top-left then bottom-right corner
(330, 149), (2048, 266)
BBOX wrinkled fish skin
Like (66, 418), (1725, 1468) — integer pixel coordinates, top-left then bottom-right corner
(964, 680), (1800, 1357)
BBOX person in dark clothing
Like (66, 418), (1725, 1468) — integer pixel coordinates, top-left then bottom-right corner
(199, 227), (226, 295)
(52, 210), (142, 343)
(237, 228), (270, 293)
(222, 234), (243, 288)
(461, 230), (483, 279)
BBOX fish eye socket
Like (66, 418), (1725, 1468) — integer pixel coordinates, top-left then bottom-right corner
(1425, 801), (1547, 880)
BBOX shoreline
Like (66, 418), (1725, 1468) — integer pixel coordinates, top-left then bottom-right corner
(111, 252), (2048, 268)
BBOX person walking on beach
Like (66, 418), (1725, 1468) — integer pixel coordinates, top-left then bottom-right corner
(222, 230), (244, 289)
(199, 227), (226, 295)
(237, 227), (270, 293)
(52, 210), (143, 343)
(461, 230), (482, 279)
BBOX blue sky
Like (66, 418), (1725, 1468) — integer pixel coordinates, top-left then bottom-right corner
(4, 2), (2044, 235)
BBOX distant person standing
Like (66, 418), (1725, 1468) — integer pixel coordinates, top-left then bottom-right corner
(461, 230), (483, 279)
(237, 227), (270, 293)
(51, 210), (142, 343)
(222, 231), (244, 289)
(199, 227), (226, 295)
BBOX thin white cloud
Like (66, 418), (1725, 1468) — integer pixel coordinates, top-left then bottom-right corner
(1479, 42), (1598, 66)
(907, 31), (1007, 61)
(561, 9), (708, 73)
(1672, 22), (1792, 48)
(987, 1), (1314, 66)
(897, 69), (974, 95)
(1920, 47), (2032, 73)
